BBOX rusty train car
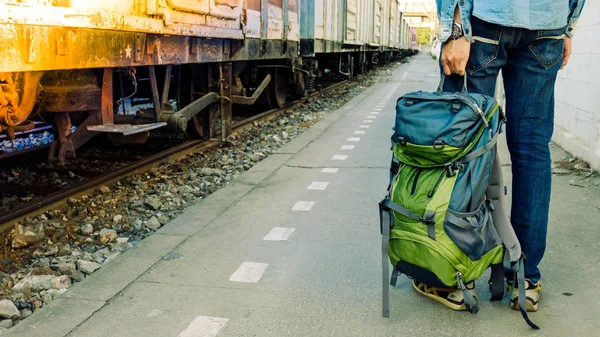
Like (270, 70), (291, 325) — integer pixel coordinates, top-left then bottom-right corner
(0, 0), (415, 163)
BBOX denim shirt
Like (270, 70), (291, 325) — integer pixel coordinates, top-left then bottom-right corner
(435, 0), (587, 42)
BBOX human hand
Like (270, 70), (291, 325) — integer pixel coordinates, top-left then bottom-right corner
(441, 37), (471, 76)
(560, 37), (572, 70)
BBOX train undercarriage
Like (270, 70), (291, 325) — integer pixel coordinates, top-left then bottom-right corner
(1, 44), (412, 165)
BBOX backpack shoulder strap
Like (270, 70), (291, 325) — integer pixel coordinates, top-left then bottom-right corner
(380, 199), (392, 318)
(486, 152), (521, 263)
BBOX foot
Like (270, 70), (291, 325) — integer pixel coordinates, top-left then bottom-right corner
(412, 280), (477, 311)
(508, 279), (542, 312)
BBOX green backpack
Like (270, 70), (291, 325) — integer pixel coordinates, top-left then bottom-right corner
(379, 76), (538, 329)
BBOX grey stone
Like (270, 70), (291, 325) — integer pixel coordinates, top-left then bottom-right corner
(93, 248), (110, 259)
(113, 215), (123, 223)
(20, 309), (32, 318)
(34, 245), (58, 257)
(51, 275), (71, 290)
(103, 252), (121, 264)
(81, 224), (94, 235)
(156, 214), (170, 225)
(98, 186), (110, 194)
(42, 293), (53, 304)
(9, 293), (24, 301)
(69, 271), (85, 282)
(199, 168), (226, 176)
(0, 319), (12, 329)
(0, 300), (20, 319)
(77, 260), (101, 275)
(54, 262), (76, 274)
(58, 245), (72, 256)
(10, 223), (45, 248)
(144, 216), (161, 230)
(46, 289), (67, 298)
(145, 197), (162, 210)
(99, 228), (117, 244)
(12, 275), (54, 292)
(116, 237), (129, 245)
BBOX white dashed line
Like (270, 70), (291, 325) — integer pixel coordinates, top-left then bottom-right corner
(331, 155), (348, 160)
(374, 108), (382, 111)
(370, 112), (379, 115)
(363, 120), (374, 123)
(321, 168), (339, 173)
(307, 181), (329, 190)
(354, 130), (365, 135)
(292, 201), (314, 211)
(264, 227), (295, 241)
(147, 309), (163, 317)
(347, 137), (361, 142)
(229, 262), (268, 283)
(367, 116), (377, 119)
(341, 145), (355, 150)
(359, 125), (370, 128)
(178, 316), (229, 337)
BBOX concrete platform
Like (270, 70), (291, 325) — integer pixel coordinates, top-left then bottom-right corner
(7, 54), (600, 337)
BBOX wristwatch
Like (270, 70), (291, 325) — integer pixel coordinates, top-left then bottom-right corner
(449, 22), (464, 40)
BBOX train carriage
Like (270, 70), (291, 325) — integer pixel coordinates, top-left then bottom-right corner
(0, 0), (414, 164)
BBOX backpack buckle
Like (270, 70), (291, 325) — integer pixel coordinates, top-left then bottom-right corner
(433, 140), (445, 150)
(397, 137), (407, 146)
(445, 162), (464, 177)
(450, 102), (462, 113)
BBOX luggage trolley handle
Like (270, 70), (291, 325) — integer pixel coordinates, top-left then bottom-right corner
(437, 73), (468, 93)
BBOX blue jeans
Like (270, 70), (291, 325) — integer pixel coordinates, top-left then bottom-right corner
(441, 16), (565, 283)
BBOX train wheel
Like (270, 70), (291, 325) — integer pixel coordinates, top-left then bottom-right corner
(266, 68), (288, 109)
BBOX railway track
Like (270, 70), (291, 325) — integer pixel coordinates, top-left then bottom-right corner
(0, 79), (351, 232)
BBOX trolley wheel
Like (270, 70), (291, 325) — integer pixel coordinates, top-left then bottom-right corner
(266, 68), (288, 109)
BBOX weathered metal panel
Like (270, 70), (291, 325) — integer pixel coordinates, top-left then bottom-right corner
(346, 0), (358, 41)
(267, 0), (284, 40)
(300, 0), (314, 55)
(315, 0), (324, 39)
(0, 1), (243, 39)
(373, 0), (382, 45)
(300, 0), (313, 39)
(382, 0), (390, 48)
(288, 0), (300, 41)
(0, 23), (299, 72)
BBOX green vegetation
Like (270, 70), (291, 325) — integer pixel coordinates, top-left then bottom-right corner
(416, 27), (431, 46)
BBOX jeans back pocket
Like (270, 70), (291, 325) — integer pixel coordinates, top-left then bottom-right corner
(529, 27), (566, 69)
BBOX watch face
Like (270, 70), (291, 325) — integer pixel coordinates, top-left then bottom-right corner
(451, 23), (463, 39)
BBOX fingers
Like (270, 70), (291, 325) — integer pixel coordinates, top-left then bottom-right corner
(441, 38), (470, 75)
(442, 55), (462, 75)
(560, 55), (570, 70)
(561, 37), (572, 70)
(456, 57), (467, 76)
(442, 60), (452, 75)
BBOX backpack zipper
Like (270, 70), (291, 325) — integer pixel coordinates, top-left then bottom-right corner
(402, 93), (491, 128)
(410, 169), (422, 195)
